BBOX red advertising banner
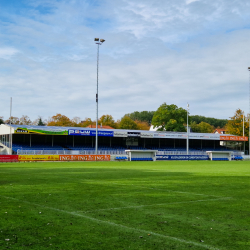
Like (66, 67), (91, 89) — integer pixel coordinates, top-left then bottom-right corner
(220, 136), (248, 141)
(0, 155), (18, 162)
(59, 155), (111, 161)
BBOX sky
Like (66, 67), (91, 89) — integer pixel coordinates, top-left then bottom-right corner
(1, 0), (250, 123)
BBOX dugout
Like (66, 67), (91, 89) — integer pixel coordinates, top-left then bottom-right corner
(206, 151), (232, 161)
(125, 150), (158, 161)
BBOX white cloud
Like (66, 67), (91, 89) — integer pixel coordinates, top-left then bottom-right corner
(186, 0), (200, 4)
(0, 47), (19, 59)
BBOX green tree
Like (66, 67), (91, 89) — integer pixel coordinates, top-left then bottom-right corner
(119, 116), (138, 130)
(0, 116), (4, 125)
(190, 121), (214, 133)
(38, 117), (46, 126)
(98, 115), (117, 128)
(151, 103), (187, 132)
(125, 111), (155, 125)
(190, 115), (227, 128)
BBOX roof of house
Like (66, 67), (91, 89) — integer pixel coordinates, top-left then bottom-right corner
(214, 128), (226, 134)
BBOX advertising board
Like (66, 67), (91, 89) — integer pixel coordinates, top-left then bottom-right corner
(68, 129), (114, 137)
(17, 155), (110, 161)
(156, 155), (209, 160)
(154, 132), (220, 140)
(15, 127), (67, 135)
(140, 132), (153, 138)
(59, 155), (110, 161)
(114, 131), (127, 137)
(18, 155), (59, 161)
(0, 155), (18, 162)
(220, 135), (248, 141)
(127, 132), (141, 137)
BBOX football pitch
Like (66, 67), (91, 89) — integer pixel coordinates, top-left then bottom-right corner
(0, 161), (249, 250)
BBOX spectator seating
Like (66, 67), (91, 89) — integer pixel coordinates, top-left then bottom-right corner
(131, 157), (153, 161)
(212, 158), (229, 161)
(233, 156), (243, 160)
(115, 156), (127, 160)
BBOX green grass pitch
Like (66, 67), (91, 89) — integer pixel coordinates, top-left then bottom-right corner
(0, 161), (250, 250)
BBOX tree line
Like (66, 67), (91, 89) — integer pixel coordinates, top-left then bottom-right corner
(0, 114), (150, 130)
(0, 103), (246, 136)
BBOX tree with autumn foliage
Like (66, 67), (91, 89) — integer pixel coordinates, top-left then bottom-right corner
(125, 111), (155, 125)
(98, 115), (118, 128)
(19, 115), (32, 125)
(119, 116), (138, 130)
(134, 120), (150, 130)
(47, 114), (74, 127)
(226, 109), (249, 137)
(81, 118), (95, 127)
(5, 116), (20, 125)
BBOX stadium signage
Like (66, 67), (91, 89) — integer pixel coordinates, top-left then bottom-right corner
(68, 129), (91, 136)
(153, 132), (221, 140)
(17, 155), (110, 161)
(14, 127), (68, 135)
(156, 155), (209, 160)
(59, 155), (110, 161)
(68, 129), (114, 137)
(114, 131), (127, 137)
(0, 155), (18, 162)
(220, 135), (248, 141)
(153, 133), (166, 138)
(18, 155), (59, 161)
(140, 132), (153, 138)
(15, 129), (29, 133)
(128, 132), (141, 137)
(91, 131), (114, 137)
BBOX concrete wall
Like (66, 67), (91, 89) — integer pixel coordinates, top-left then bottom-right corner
(0, 124), (15, 135)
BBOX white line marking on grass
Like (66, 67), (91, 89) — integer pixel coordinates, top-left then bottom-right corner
(82, 197), (232, 213)
(1, 195), (221, 250)
(107, 183), (223, 198)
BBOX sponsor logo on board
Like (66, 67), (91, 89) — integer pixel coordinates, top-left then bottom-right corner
(68, 130), (113, 137)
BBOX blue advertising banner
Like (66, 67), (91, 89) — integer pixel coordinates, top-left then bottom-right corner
(156, 155), (209, 160)
(68, 129), (114, 137)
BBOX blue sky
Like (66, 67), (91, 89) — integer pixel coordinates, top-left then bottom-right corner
(1, 0), (250, 123)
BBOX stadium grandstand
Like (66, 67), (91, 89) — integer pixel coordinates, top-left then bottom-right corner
(0, 124), (247, 161)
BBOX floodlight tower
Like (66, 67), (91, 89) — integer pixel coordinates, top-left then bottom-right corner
(94, 38), (105, 155)
(187, 103), (189, 155)
(9, 97), (12, 155)
(248, 67), (250, 155)
(243, 111), (245, 154)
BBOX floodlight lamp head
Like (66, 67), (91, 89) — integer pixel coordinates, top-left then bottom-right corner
(94, 38), (99, 41)
(100, 39), (105, 43)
